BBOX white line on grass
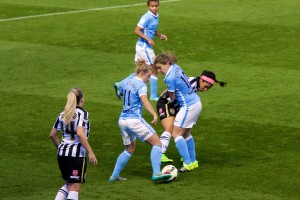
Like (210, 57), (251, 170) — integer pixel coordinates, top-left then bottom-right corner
(0, 0), (181, 22)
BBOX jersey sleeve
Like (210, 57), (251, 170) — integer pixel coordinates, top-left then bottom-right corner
(188, 77), (199, 93)
(53, 113), (63, 131)
(78, 111), (89, 127)
(138, 85), (148, 97)
(137, 14), (149, 29)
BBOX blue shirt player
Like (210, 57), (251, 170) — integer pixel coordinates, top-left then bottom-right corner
(154, 52), (203, 173)
(109, 60), (171, 182)
(134, 0), (167, 101)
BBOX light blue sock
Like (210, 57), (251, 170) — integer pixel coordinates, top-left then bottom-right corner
(149, 75), (158, 98)
(120, 73), (135, 87)
(150, 145), (162, 175)
(112, 151), (132, 178)
(186, 135), (196, 162)
(175, 136), (191, 164)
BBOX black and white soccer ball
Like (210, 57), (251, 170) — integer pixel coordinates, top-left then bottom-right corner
(162, 165), (178, 182)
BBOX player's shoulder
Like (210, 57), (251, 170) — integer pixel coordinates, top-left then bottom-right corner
(141, 11), (152, 20)
(188, 77), (196, 82)
(76, 107), (89, 117)
(58, 112), (64, 119)
(137, 81), (147, 90)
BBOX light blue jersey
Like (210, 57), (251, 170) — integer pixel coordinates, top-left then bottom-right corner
(164, 64), (200, 108)
(120, 76), (148, 119)
(136, 10), (159, 48)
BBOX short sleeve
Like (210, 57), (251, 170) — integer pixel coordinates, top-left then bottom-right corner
(138, 85), (148, 97)
(137, 15), (149, 28)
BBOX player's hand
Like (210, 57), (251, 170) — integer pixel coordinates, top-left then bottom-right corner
(148, 39), (155, 46)
(160, 34), (167, 41)
(88, 153), (98, 165)
(151, 115), (158, 125)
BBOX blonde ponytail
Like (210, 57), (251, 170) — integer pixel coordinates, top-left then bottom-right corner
(63, 88), (83, 125)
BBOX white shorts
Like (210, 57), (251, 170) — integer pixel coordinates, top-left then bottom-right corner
(118, 118), (155, 145)
(174, 101), (202, 128)
(135, 44), (156, 65)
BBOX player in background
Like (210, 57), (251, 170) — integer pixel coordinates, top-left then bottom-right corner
(157, 70), (226, 163)
(109, 60), (171, 182)
(114, 0), (167, 101)
(50, 88), (97, 200)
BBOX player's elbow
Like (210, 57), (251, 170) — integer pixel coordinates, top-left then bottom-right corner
(50, 129), (58, 139)
(134, 27), (141, 35)
(134, 29), (139, 36)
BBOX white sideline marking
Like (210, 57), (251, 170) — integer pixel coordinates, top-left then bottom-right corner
(0, 0), (181, 22)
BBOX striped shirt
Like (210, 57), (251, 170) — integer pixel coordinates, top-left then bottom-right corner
(188, 76), (200, 93)
(53, 106), (90, 158)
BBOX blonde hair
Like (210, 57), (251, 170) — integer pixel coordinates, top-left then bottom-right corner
(154, 51), (177, 65)
(135, 60), (152, 75)
(63, 88), (83, 125)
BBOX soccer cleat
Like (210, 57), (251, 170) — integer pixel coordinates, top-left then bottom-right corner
(113, 82), (121, 99)
(178, 162), (194, 172)
(149, 96), (159, 101)
(108, 176), (127, 182)
(192, 160), (198, 169)
(151, 173), (172, 181)
(161, 154), (173, 163)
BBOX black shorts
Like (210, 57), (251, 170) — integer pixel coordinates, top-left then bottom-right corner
(156, 96), (179, 121)
(57, 156), (87, 183)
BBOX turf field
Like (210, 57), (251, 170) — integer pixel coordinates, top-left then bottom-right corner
(1, 0), (299, 199)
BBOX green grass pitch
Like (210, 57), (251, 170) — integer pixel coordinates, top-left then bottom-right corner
(0, 0), (299, 199)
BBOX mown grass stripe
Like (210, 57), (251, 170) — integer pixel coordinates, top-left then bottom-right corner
(0, 0), (181, 22)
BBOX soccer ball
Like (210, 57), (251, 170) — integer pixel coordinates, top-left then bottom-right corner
(161, 165), (178, 182)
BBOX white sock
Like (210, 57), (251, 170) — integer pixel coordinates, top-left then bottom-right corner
(160, 131), (171, 154)
(67, 191), (78, 200)
(55, 184), (68, 200)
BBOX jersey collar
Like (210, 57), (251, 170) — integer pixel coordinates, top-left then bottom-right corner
(165, 65), (173, 77)
(148, 10), (159, 18)
(134, 76), (143, 82)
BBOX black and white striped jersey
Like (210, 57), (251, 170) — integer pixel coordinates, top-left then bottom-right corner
(188, 76), (200, 93)
(53, 106), (90, 158)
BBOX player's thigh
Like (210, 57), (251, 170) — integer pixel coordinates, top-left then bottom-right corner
(135, 45), (155, 65)
(174, 102), (202, 128)
(127, 118), (155, 142)
(118, 119), (136, 145)
(161, 117), (175, 133)
(157, 98), (177, 121)
(68, 183), (81, 192)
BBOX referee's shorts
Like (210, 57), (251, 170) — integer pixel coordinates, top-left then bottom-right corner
(156, 96), (179, 121)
